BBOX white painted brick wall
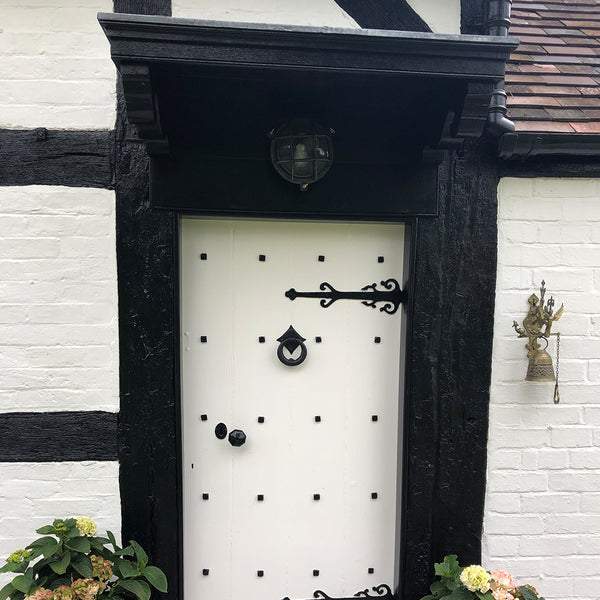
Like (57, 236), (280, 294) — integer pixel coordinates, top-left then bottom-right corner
(172, 0), (461, 33)
(172, 0), (360, 27)
(0, 186), (119, 413)
(0, 0), (115, 129)
(0, 462), (121, 588)
(406, 0), (461, 34)
(484, 177), (600, 600)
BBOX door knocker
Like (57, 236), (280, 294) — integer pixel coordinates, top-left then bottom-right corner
(276, 325), (307, 367)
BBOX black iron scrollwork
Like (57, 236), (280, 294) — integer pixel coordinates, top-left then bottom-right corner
(283, 584), (395, 600)
(285, 279), (405, 315)
(276, 325), (308, 367)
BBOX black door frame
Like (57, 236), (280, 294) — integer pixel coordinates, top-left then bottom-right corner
(115, 143), (500, 600)
(105, 13), (512, 600)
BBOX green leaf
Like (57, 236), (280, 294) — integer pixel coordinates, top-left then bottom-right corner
(72, 554), (93, 578)
(115, 580), (150, 600)
(49, 550), (70, 575)
(434, 555), (460, 581)
(136, 580), (151, 600)
(11, 569), (32, 594)
(35, 526), (55, 536)
(28, 537), (60, 558)
(445, 588), (473, 600)
(115, 558), (140, 579)
(66, 537), (90, 554)
(129, 541), (148, 570)
(107, 531), (118, 552)
(475, 592), (494, 600)
(89, 539), (106, 553)
(0, 563), (21, 575)
(49, 577), (71, 590)
(430, 580), (448, 595)
(0, 582), (14, 600)
(114, 548), (134, 558)
(142, 566), (168, 593)
(517, 587), (539, 600)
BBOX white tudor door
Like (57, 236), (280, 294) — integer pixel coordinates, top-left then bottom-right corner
(180, 218), (405, 600)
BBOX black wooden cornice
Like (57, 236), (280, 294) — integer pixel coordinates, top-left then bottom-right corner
(99, 12), (517, 153)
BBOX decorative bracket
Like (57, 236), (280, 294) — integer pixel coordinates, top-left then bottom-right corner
(285, 279), (406, 315)
(283, 584), (395, 600)
(119, 63), (168, 154)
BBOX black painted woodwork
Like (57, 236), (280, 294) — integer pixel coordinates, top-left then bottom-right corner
(99, 12), (517, 166)
(500, 156), (600, 179)
(113, 8), (178, 600)
(0, 412), (117, 462)
(462, 0), (488, 34)
(0, 129), (112, 188)
(401, 141), (499, 598)
(113, 0), (170, 15)
(108, 7), (506, 600)
(113, 100), (180, 600)
(332, 0), (431, 32)
(500, 132), (600, 159)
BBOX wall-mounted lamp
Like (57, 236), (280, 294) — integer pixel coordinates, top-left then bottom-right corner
(269, 119), (333, 191)
(513, 280), (564, 403)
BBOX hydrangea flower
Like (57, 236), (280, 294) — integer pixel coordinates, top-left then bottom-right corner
(72, 578), (104, 600)
(25, 589), (52, 600)
(460, 565), (491, 593)
(50, 586), (73, 600)
(75, 517), (97, 537)
(91, 555), (113, 581)
(8, 549), (30, 563)
(491, 569), (516, 600)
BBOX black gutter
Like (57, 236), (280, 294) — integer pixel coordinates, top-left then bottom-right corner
(500, 132), (600, 158)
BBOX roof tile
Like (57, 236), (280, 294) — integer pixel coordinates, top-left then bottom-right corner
(571, 121), (600, 131)
(507, 95), (562, 106)
(515, 120), (576, 132)
(506, 1), (600, 135)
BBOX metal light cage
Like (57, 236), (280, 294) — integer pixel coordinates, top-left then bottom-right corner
(269, 119), (333, 190)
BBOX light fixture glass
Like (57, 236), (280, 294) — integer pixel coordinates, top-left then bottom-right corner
(269, 119), (333, 191)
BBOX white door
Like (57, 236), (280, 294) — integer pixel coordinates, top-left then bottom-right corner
(181, 218), (405, 600)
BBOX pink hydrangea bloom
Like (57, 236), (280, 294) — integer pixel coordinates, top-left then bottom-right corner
(490, 569), (517, 600)
(25, 589), (53, 600)
(491, 570), (516, 591)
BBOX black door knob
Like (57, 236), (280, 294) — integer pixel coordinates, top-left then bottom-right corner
(228, 429), (246, 447)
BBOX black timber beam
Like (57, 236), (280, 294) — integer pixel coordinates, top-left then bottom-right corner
(333, 0), (431, 31)
(0, 129), (113, 188)
(0, 412), (118, 462)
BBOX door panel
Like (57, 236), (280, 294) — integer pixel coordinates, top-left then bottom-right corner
(181, 218), (405, 600)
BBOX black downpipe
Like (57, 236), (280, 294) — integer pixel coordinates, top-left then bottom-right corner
(486, 0), (515, 135)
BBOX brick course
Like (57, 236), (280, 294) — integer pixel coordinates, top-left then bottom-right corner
(0, 1), (115, 129)
(0, 187), (118, 413)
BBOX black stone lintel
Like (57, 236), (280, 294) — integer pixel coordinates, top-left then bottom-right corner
(98, 13), (517, 153)
(0, 129), (112, 188)
(499, 132), (600, 159)
(0, 411), (118, 462)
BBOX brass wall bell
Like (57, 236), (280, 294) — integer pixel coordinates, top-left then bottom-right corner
(526, 337), (555, 382)
(513, 281), (564, 401)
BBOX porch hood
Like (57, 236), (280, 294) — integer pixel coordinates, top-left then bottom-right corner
(99, 13), (517, 217)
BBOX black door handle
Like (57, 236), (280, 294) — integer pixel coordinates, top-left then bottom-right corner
(228, 429), (247, 447)
(214, 423), (247, 447)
